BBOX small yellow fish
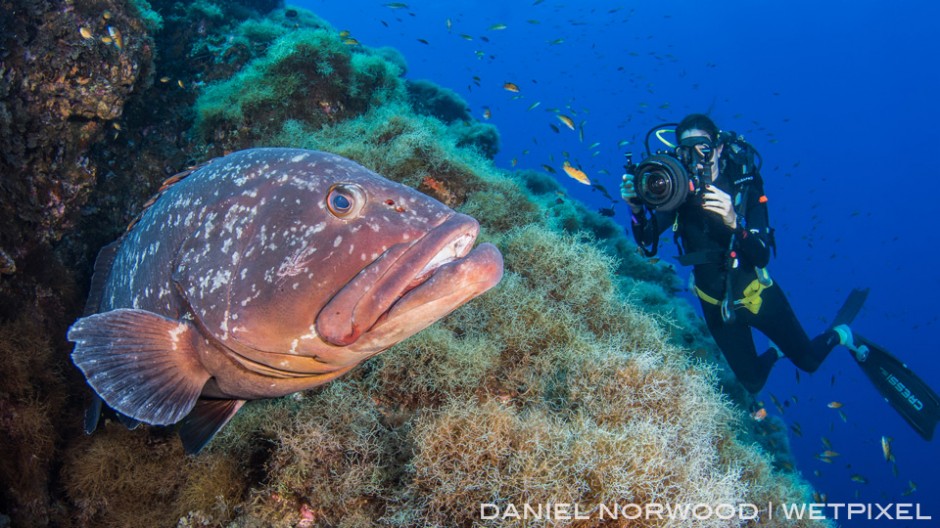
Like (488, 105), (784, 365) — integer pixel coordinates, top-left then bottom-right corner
(821, 436), (832, 449)
(177, 79), (185, 89)
(618, 139), (631, 148)
(548, 38), (564, 45)
(482, 107), (491, 119)
(460, 34), (473, 41)
(562, 161), (590, 185)
(820, 450), (840, 458)
(556, 114), (575, 130)
(102, 9), (112, 20)
(100, 36), (113, 44)
(489, 23), (507, 30)
(108, 26), (123, 50)
(503, 82), (520, 92)
(510, 158), (517, 167)
(159, 76), (170, 83)
(344, 38), (360, 46)
(79, 27), (93, 40)
(881, 436), (892, 462)
(339, 30), (351, 38)
(850, 474), (868, 484)
(112, 122), (121, 131)
(527, 101), (541, 111)
(827, 401), (843, 409)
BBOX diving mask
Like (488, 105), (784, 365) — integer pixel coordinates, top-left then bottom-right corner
(676, 136), (715, 168)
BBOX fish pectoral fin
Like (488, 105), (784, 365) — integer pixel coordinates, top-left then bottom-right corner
(178, 399), (246, 454)
(68, 308), (211, 426)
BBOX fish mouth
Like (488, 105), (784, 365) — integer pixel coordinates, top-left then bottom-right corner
(317, 213), (503, 347)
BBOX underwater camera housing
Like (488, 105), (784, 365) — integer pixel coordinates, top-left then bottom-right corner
(630, 153), (705, 212)
(625, 123), (757, 213)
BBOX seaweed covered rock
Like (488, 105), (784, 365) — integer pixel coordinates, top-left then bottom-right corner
(406, 79), (500, 159)
(406, 79), (471, 124)
(194, 26), (406, 151)
(0, 0), (155, 264)
(0, 315), (72, 526)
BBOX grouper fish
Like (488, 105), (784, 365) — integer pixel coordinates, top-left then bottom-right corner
(68, 148), (504, 453)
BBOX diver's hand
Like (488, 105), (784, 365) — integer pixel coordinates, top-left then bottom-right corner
(702, 185), (737, 229)
(620, 175), (643, 214)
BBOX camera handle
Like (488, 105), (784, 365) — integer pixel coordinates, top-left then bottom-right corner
(622, 152), (660, 258)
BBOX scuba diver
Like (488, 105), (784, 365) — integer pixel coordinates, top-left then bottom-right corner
(620, 114), (940, 440)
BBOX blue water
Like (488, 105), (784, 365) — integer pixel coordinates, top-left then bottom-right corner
(297, 0), (939, 523)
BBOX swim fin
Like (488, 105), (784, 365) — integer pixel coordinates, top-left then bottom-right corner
(851, 333), (940, 441)
(828, 288), (870, 330)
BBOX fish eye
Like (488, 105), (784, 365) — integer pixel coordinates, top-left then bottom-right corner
(326, 183), (366, 219)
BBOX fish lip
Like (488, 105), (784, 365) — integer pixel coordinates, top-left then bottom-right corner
(316, 213), (484, 346)
(372, 241), (503, 335)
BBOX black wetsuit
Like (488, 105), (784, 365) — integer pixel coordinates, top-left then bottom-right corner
(630, 160), (840, 393)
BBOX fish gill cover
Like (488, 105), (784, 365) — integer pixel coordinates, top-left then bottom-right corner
(0, 1), (828, 527)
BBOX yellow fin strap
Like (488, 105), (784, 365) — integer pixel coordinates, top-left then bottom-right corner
(694, 279), (771, 315)
(739, 279), (767, 315)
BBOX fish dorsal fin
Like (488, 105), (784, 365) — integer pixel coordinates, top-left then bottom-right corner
(82, 239), (123, 316)
(125, 159), (216, 232)
(178, 399), (246, 454)
(68, 309), (212, 426)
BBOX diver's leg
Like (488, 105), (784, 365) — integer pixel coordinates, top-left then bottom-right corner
(749, 282), (835, 373)
(701, 300), (775, 393)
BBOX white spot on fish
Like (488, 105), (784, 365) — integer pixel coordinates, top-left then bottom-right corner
(210, 269), (231, 293)
(300, 325), (318, 340)
(168, 322), (188, 351)
(333, 235), (342, 248)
